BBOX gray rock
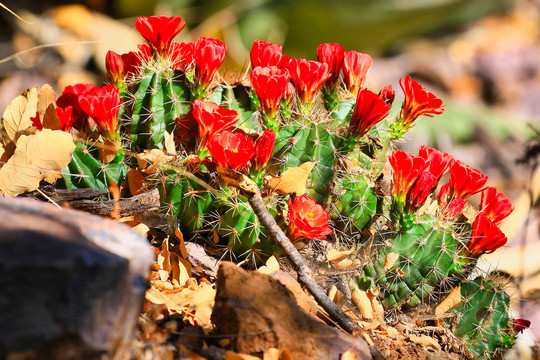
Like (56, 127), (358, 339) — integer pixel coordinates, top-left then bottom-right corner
(0, 197), (154, 359)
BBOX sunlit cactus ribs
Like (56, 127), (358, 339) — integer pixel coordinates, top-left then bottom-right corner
(31, 14), (529, 357)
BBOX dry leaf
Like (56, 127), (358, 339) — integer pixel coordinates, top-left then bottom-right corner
(217, 166), (259, 195)
(37, 84), (56, 121)
(386, 326), (400, 338)
(137, 149), (174, 174)
(435, 286), (462, 317)
(352, 288), (373, 320)
(1, 87), (39, 149)
(42, 104), (61, 130)
(326, 248), (354, 263)
(266, 162), (314, 195)
(383, 253), (400, 270)
(121, 221), (150, 237)
(263, 348), (293, 360)
(367, 289), (385, 324)
(0, 129), (75, 196)
(258, 256), (280, 275)
(341, 351), (358, 360)
(408, 335), (442, 351)
(174, 227), (189, 259)
(224, 351), (260, 360)
(332, 258), (355, 271)
(164, 130), (177, 156)
(98, 138), (121, 164)
(127, 168), (148, 196)
(328, 285), (343, 308)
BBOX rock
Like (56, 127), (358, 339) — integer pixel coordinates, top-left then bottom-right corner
(0, 197), (154, 359)
(211, 262), (372, 360)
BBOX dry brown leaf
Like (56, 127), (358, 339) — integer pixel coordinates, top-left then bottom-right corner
(367, 289), (385, 324)
(386, 326), (400, 338)
(341, 350), (358, 360)
(120, 220), (150, 237)
(332, 258), (355, 270)
(326, 248), (354, 263)
(266, 162), (314, 195)
(42, 104), (60, 131)
(258, 255), (280, 275)
(224, 351), (260, 360)
(0, 129), (75, 196)
(145, 286), (183, 312)
(328, 285), (344, 308)
(174, 227), (189, 259)
(383, 253), (400, 270)
(164, 130), (177, 156)
(352, 288), (373, 320)
(127, 168), (148, 196)
(435, 285), (462, 317)
(1, 87), (39, 149)
(137, 149), (174, 174)
(175, 282), (215, 328)
(408, 335), (442, 351)
(98, 139), (122, 164)
(37, 84), (56, 121)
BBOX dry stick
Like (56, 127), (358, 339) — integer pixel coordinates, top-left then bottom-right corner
(216, 167), (357, 334)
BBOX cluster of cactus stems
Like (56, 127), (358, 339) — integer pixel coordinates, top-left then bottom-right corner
(34, 15), (530, 358)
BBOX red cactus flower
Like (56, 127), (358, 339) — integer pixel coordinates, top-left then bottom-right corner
(512, 319), (531, 334)
(206, 130), (254, 171)
(287, 58), (331, 105)
(389, 150), (428, 202)
(57, 83), (94, 130)
(317, 43), (344, 87)
(446, 161), (488, 201)
(250, 39), (283, 69)
(56, 106), (75, 132)
(78, 84), (122, 140)
(193, 37), (226, 89)
(135, 16), (186, 56)
(170, 42), (194, 72)
(254, 129), (276, 169)
(349, 88), (391, 138)
(379, 85), (395, 105)
(191, 99), (238, 144)
(406, 172), (437, 212)
(467, 213), (507, 256)
(342, 51), (372, 96)
(399, 75), (445, 126)
(479, 187), (514, 224)
(250, 66), (291, 119)
(283, 81), (295, 102)
(105, 51), (124, 83)
(418, 145), (454, 182)
(441, 197), (465, 222)
(287, 195), (333, 242)
(30, 112), (42, 130)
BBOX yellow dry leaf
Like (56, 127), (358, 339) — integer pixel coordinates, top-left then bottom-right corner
(145, 286), (183, 312)
(224, 351), (260, 360)
(173, 257), (191, 287)
(126, 168), (148, 196)
(367, 289), (385, 324)
(386, 326), (400, 338)
(1, 87), (39, 148)
(174, 227), (189, 259)
(258, 255), (280, 275)
(408, 335), (442, 351)
(435, 286), (462, 317)
(328, 285), (343, 308)
(120, 221), (150, 237)
(42, 104), (60, 131)
(383, 253), (400, 270)
(176, 282), (216, 328)
(352, 288), (373, 320)
(266, 162), (314, 195)
(37, 84), (56, 121)
(0, 129), (75, 196)
(332, 258), (355, 270)
(164, 131), (177, 156)
(98, 139), (121, 164)
(326, 248), (354, 263)
(137, 149), (174, 174)
(263, 348), (293, 360)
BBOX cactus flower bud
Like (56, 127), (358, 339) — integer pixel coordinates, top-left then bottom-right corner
(512, 319), (531, 334)
(287, 58), (331, 106)
(405, 172), (437, 212)
(250, 66), (291, 120)
(399, 75), (445, 127)
(418, 145), (454, 182)
(317, 43), (344, 88)
(170, 42), (194, 72)
(342, 51), (372, 97)
(105, 51), (124, 83)
(479, 187), (514, 224)
(135, 16), (186, 57)
(78, 84), (122, 140)
(194, 37), (226, 89)
(191, 99), (238, 145)
(206, 130), (254, 171)
(467, 213), (507, 256)
(250, 39), (283, 69)
(441, 197), (465, 221)
(378, 85), (395, 105)
(287, 195), (333, 242)
(349, 88), (391, 138)
(389, 150), (428, 203)
(254, 129), (276, 170)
